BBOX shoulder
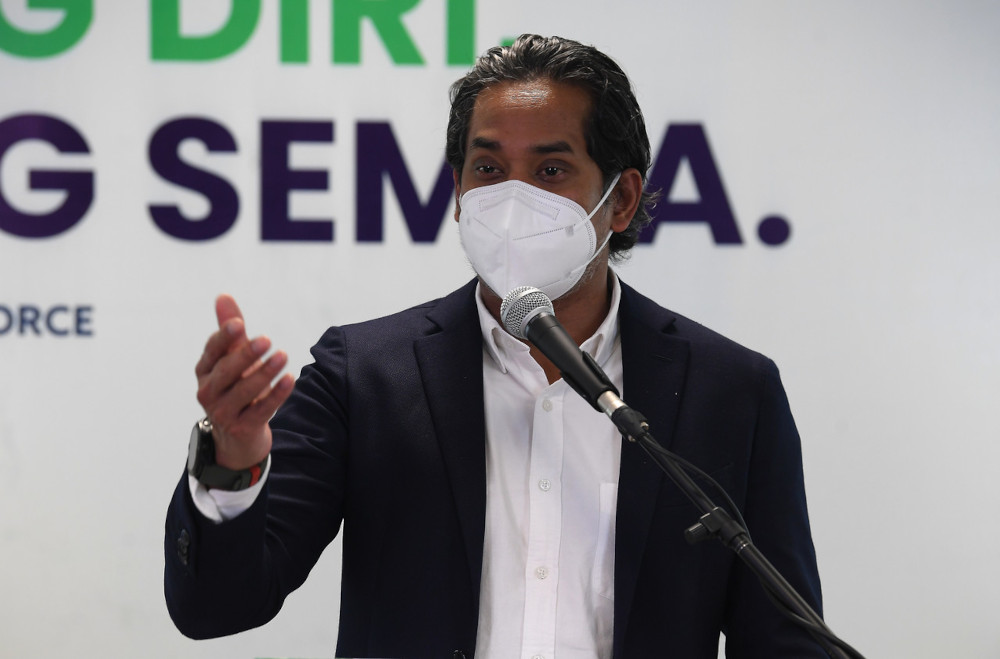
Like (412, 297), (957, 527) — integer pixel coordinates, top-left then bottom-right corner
(309, 279), (479, 360)
(618, 280), (778, 379)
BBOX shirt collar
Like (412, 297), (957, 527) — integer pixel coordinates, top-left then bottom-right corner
(474, 273), (622, 375)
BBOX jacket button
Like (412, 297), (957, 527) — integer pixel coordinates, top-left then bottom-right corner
(176, 529), (190, 566)
(452, 651), (466, 659)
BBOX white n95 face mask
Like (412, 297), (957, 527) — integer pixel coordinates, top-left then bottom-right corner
(458, 173), (621, 301)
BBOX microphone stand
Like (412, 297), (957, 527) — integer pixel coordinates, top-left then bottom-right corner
(600, 400), (865, 659)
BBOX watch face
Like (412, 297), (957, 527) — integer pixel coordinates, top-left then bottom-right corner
(188, 422), (211, 475)
(188, 424), (201, 474)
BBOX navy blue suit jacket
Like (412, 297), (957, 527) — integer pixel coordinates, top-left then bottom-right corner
(165, 279), (824, 658)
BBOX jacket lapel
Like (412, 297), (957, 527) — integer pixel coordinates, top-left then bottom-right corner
(409, 279), (692, 648)
(613, 282), (691, 656)
(412, 280), (488, 598)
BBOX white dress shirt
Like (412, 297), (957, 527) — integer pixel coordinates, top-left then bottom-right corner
(191, 277), (625, 658)
(473, 277), (624, 659)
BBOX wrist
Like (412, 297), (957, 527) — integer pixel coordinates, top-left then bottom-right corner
(188, 417), (269, 491)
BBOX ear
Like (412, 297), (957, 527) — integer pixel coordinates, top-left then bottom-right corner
(610, 168), (643, 233)
(452, 169), (462, 222)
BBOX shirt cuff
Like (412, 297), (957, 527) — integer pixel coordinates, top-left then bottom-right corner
(188, 455), (270, 524)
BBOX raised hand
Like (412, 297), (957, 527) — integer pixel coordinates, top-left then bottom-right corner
(194, 295), (295, 470)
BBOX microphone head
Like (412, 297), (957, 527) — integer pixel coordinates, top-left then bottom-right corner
(500, 286), (554, 339)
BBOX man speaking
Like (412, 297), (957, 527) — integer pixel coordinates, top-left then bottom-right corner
(165, 34), (824, 658)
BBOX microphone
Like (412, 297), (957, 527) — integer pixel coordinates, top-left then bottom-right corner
(499, 286), (647, 439)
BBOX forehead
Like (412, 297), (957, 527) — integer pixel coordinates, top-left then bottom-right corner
(466, 79), (592, 149)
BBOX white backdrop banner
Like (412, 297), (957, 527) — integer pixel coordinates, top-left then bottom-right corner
(1, 1), (998, 658)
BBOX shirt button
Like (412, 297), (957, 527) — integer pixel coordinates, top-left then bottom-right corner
(532, 655), (545, 659)
(538, 479), (551, 491)
(535, 566), (549, 579)
(541, 399), (553, 412)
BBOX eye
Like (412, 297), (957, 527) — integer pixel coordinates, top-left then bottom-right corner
(476, 164), (498, 175)
(537, 163), (570, 182)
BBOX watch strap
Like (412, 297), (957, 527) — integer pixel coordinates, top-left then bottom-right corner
(197, 455), (268, 491)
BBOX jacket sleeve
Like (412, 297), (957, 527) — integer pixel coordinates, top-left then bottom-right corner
(163, 326), (351, 639)
(721, 358), (826, 657)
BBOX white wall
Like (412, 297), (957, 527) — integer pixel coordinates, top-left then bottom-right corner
(1, 1), (997, 657)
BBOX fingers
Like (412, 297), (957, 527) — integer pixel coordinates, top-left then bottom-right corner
(195, 315), (246, 379)
(231, 371), (295, 431)
(197, 334), (275, 413)
(195, 295), (294, 429)
(205, 349), (292, 429)
(217, 346), (287, 419)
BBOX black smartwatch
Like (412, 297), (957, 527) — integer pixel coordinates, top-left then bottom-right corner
(187, 417), (268, 491)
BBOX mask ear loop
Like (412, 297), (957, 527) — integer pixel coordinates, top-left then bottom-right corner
(564, 171), (624, 287)
(584, 171), (623, 262)
(584, 172), (623, 222)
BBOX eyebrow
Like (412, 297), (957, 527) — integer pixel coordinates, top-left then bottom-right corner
(468, 137), (575, 155)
